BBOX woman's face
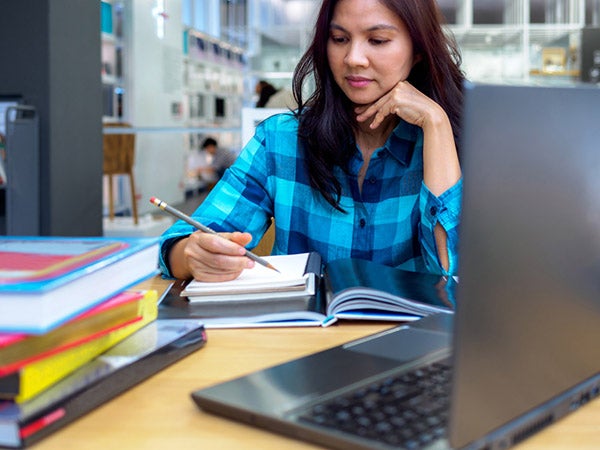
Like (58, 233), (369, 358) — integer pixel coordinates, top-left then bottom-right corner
(327, 0), (416, 106)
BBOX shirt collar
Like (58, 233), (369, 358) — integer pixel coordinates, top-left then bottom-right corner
(381, 120), (422, 166)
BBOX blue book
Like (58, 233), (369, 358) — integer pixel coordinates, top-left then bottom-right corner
(0, 236), (159, 334)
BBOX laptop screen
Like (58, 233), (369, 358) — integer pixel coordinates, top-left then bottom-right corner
(449, 83), (600, 448)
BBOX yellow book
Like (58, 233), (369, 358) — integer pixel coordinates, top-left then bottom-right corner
(10, 290), (158, 403)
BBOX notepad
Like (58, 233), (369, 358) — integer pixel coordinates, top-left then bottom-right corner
(180, 253), (316, 302)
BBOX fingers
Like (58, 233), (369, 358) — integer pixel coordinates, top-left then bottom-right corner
(357, 100), (397, 129)
(227, 231), (253, 247)
(354, 81), (406, 124)
(355, 81), (429, 129)
(184, 231), (255, 282)
(355, 97), (387, 127)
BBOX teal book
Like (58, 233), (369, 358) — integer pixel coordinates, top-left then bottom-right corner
(323, 258), (456, 321)
(0, 236), (160, 334)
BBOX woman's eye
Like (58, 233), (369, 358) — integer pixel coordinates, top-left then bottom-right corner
(370, 38), (389, 45)
(330, 35), (347, 44)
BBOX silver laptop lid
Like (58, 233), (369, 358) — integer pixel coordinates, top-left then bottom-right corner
(449, 83), (600, 448)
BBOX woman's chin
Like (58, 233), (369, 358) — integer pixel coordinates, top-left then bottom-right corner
(347, 95), (376, 107)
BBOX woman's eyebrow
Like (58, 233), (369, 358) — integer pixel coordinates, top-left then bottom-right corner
(329, 23), (399, 32)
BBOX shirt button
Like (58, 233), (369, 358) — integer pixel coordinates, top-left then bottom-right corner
(369, 177), (376, 184)
(430, 206), (438, 216)
(359, 218), (366, 228)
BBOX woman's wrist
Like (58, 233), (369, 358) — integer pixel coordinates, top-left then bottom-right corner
(421, 102), (451, 135)
(169, 236), (192, 280)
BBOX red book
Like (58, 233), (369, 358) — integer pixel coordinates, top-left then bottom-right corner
(0, 291), (147, 376)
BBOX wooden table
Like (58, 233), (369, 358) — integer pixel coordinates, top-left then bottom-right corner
(34, 277), (600, 449)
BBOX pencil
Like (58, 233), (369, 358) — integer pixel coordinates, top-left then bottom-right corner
(149, 196), (280, 273)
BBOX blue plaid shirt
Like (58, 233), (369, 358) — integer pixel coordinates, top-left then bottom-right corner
(159, 112), (462, 277)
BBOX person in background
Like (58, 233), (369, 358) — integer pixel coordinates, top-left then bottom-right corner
(255, 80), (297, 109)
(193, 137), (237, 181)
(160, 0), (465, 282)
(255, 80), (277, 107)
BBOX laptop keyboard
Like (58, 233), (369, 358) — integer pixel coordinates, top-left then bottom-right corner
(298, 359), (452, 449)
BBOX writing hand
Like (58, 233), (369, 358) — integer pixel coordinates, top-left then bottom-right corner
(182, 231), (254, 282)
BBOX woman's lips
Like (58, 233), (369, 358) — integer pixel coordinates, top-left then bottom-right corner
(346, 76), (371, 88)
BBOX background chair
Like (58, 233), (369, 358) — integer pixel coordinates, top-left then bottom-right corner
(103, 122), (138, 225)
(253, 220), (275, 256)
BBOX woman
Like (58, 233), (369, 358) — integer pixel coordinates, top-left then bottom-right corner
(159, 0), (465, 282)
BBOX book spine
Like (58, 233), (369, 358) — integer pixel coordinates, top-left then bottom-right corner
(0, 291), (145, 372)
(13, 290), (159, 403)
(305, 252), (323, 277)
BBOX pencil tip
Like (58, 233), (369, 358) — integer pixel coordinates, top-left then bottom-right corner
(268, 264), (281, 273)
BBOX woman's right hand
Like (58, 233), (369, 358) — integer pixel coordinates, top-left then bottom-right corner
(169, 231), (254, 282)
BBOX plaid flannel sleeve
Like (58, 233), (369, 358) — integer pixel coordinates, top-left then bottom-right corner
(418, 178), (463, 276)
(158, 121), (275, 278)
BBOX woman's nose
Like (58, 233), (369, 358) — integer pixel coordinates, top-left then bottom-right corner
(344, 42), (369, 67)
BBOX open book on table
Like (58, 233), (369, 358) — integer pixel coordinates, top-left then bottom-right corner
(159, 253), (456, 328)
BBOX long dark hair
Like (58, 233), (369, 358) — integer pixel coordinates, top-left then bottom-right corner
(292, 0), (465, 211)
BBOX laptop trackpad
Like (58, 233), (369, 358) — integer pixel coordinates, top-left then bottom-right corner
(345, 327), (451, 362)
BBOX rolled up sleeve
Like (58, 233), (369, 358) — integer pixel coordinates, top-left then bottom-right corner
(419, 178), (462, 275)
(157, 119), (275, 279)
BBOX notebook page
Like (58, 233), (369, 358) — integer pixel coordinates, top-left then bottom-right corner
(181, 253), (310, 296)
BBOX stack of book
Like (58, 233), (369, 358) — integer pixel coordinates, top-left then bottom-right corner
(0, 236), (208, 448)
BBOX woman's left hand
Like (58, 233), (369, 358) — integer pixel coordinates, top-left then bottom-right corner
(354, 80), (443, 131)
(357, 80), (462, 274)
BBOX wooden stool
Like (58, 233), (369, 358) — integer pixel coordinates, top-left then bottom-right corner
(103, 123), (139, 225)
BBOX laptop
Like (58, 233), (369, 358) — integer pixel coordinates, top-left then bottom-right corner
(190, 82), (600, 449)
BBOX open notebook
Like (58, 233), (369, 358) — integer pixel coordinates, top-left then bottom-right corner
(160, 253), (455, 328)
